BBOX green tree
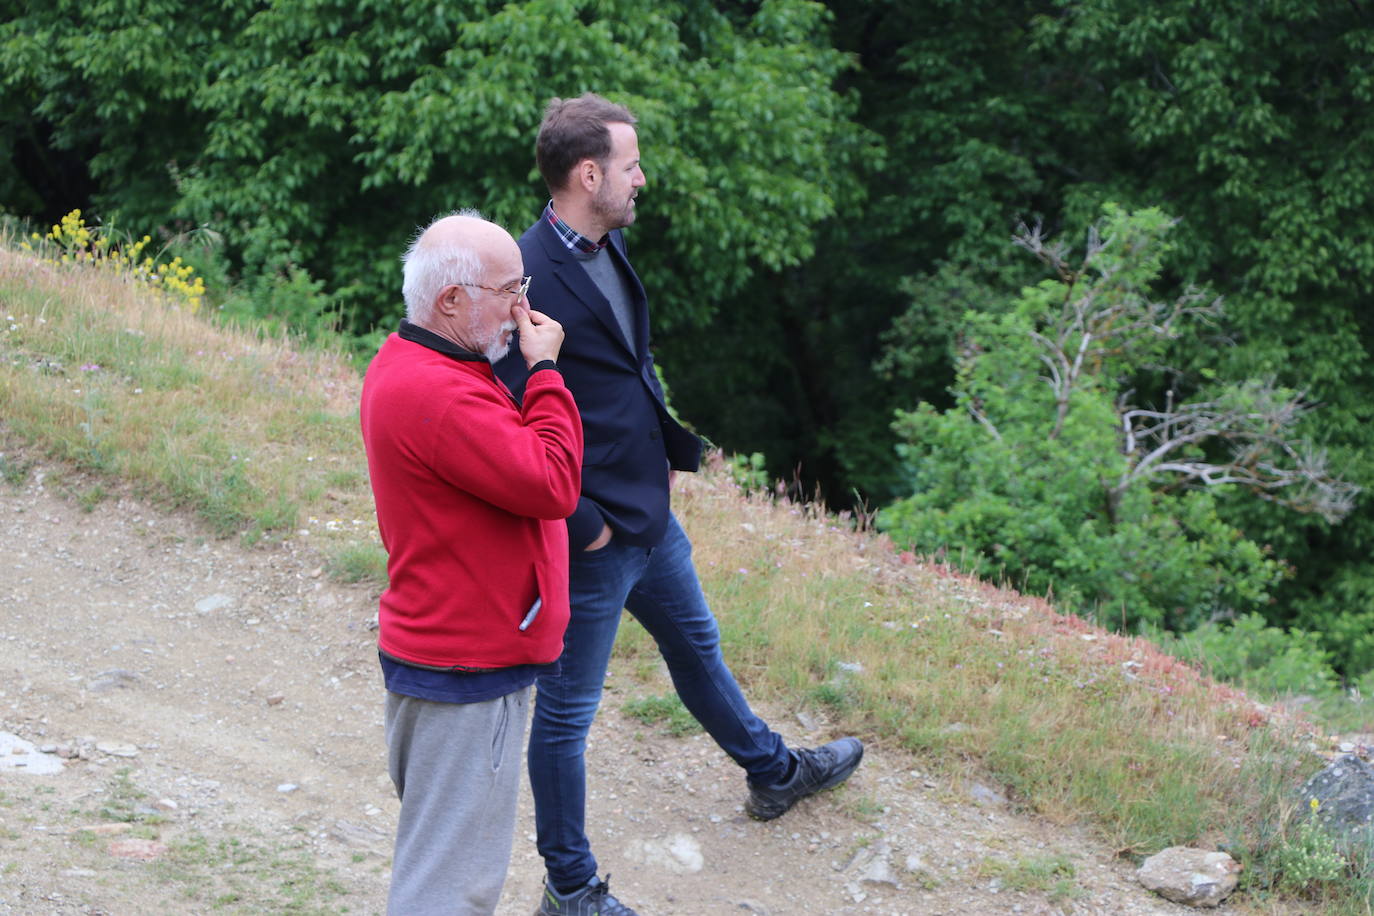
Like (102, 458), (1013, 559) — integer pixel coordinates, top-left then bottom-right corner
(879, 207), (1354, 631)
(742, 0), (1374, 671)
(0, 0), (867, 335)
(1023, 0), (1374, 669)
(0, 0), (223, 227)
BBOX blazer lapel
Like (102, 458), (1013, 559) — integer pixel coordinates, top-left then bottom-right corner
(535, 220), (639, 360)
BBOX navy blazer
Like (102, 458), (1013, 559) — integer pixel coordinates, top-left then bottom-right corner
(495, 216), (702, 551)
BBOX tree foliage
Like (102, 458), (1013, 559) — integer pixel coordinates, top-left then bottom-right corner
(879, 207), (1354, 631)
(0, 0), (866, 332)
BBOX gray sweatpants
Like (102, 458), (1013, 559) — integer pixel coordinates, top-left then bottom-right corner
(385, 688), (530, 915)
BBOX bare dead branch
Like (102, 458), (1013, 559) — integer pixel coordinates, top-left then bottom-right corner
(1000, 214), (1358, 525)
(1114, 382), (1358, 523)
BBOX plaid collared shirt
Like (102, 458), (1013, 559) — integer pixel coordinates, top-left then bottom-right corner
(544, 202), (606, 254)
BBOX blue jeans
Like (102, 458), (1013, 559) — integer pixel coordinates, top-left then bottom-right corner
(528, 513), (790, 888)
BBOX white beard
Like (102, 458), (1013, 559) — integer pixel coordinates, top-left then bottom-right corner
(480, 319), (518, 363)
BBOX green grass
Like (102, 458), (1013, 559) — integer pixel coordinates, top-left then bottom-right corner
(5, 230), (1372, 911)
(328, 542), (388, 584)
(0, 450), (33, 485)
(1, 234), (371, 549)
(623, 693), (703, 737)
(91, 768), (164, 826)
(974, 853), (1083, 903)
(154, 832), (351, 913)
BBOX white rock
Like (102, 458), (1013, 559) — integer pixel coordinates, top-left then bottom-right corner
(0, 732), (64, 775)
(861, 853), (900, 887)
(95, 741), (139, 758)
(1137, 846), (1241, 908)
(195, 593), (234, 614)
(624, 832), (704, 874)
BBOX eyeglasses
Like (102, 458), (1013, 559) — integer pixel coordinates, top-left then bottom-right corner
(460, 276), (531, 301)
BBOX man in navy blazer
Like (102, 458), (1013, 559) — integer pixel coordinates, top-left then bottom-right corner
(496, 93), (864, 916)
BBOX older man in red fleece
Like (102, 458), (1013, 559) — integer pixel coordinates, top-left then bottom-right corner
(360, 210), (582, 915)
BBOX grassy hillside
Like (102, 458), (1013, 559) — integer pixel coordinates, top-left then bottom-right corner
(0, 229), (1366, 911)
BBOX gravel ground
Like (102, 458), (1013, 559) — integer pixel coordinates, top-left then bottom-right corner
(0, 466), (1292, 915)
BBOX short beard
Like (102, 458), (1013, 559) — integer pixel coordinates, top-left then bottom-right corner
(476, 319), (517, 363)
(592, 183), (634, 231)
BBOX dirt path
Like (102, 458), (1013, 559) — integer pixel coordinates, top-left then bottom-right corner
(0, 464), (1268, 915)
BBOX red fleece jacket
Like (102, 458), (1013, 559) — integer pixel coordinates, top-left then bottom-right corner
(359, 334), (582, 668)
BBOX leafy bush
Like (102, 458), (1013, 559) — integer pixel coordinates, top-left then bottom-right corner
(1162, 614), (1338, 697)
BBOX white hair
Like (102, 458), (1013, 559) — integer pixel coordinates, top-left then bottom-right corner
(401, 208), (487, 323)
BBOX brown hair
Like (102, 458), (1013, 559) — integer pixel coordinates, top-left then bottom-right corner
(536, 93), (637, 193)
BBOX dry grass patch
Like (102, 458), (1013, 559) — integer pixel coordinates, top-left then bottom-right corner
(0, 243), (373, 548)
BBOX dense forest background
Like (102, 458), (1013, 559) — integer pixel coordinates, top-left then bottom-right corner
(3, 1), (1372, 684)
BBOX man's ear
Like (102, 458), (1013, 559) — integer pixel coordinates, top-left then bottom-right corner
(576, 158), (600, 193)
(436, 285), (467, 317)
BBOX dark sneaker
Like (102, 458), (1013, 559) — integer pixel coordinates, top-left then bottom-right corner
(535, 874), (639, 916)
(745, 737), (865, 821)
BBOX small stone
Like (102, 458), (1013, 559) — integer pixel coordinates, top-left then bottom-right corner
(86, 669), (139, 693)
(861, 854), (899, 887)
(77, 823), (131, 836)
(277, 783), (298, 793)
(108, 838), (168, 861)
(95, 741), (139, 758)
(195, 593), (234, 614)
(331, 819), (389, 851)
(265, 694), (285, 706)
(969, 782), (1007, 808)
(153, 798), (179, 811)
